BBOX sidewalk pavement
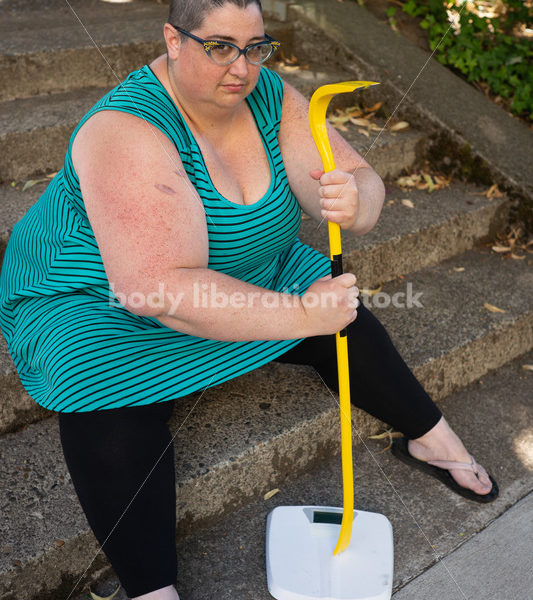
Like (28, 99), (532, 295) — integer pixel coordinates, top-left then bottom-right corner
(393, 491), (533, 599)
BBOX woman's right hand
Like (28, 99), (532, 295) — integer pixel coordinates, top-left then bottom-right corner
(300, 273), (359, 335)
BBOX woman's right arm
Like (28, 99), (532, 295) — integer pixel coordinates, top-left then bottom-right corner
(148, 268), (358, 341)
(73, 111), (358, 342)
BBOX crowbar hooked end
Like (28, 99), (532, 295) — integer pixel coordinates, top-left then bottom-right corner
(308, 80), (381, 171)
(310, 80), (380, 104)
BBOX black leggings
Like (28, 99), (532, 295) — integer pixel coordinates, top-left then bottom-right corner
(58, 303), (441, 597)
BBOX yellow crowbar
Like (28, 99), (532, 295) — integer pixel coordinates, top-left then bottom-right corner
(308, 80), (380, 556)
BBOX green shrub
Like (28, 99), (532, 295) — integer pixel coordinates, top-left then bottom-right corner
(400, 0), (532, 121)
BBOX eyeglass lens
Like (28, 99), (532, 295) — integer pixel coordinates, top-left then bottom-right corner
(208, 42), (273, 65)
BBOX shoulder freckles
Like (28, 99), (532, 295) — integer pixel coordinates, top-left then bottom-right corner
(280, 82), (309, 122)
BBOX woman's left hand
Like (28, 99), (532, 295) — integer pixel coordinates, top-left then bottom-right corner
(310, 168), (359, 230)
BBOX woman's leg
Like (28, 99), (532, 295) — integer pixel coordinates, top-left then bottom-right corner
(275, 302), (442, 438)
(58, 400), (179, 598)
(274, 302), (493, 495)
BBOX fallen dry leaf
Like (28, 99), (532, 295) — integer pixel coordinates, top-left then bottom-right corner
(350, 117), (372, 127)
(286, 53), (300, 64)
(522, 364), (533, 372)
(467, 183), (503, 199)
(397, 174), (421, 187)
(22, 180), (38, 191)
(434, 175), (451, 187)
(490, 227), (531, 258)
(366, 101), (382, 113)
(484, 302), (506, 313)
(401, 199), (414, 208)
(390, 121), (410, 132)
(361, 283), (383, 295)
(22, 178), (50, 191)
(329, 114), (351, 125)
(396, 171), (449, 192)
(279, 64), (303, 73)
(264, 488), (280, 501)
(453, 267), (465, 272)
(368, 429), (403, 453)
(344, 104), (364, 118)
(368, 430), (402, 440)
(486, 184), (503, 199)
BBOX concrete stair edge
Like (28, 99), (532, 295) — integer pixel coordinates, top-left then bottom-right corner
(0, 12), (294, 102)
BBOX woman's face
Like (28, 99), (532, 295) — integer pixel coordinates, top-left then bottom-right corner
(168, 2), (265, 112)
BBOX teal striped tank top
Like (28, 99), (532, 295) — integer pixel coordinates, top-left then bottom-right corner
(0, 65), (330, 412)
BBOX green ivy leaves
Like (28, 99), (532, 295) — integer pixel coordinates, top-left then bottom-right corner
(400, 0), (532, 120)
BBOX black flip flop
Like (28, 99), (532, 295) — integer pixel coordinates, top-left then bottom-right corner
(391, 436), (499, 503)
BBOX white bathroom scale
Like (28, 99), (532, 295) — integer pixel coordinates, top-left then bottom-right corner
(266, 505), (394, 600)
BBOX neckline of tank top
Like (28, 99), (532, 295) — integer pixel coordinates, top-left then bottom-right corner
(142, 64), (277, 210)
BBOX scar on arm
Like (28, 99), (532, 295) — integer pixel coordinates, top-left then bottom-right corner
(154, 167), (187, 195)
(154, 183), (177, 195)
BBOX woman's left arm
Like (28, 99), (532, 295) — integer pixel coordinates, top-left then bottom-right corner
(278, 80), (385, 236)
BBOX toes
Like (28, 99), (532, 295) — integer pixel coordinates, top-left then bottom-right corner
(474, 465), (493, 491)
(451, 469), (492, 495)
(474, 478), (493, 494)
(470, 469), (492, 494)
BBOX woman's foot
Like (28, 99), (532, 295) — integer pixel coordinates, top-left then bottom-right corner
(407, 417), (493, 496)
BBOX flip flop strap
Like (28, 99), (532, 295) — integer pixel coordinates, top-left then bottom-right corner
(427, 455), (486, 477)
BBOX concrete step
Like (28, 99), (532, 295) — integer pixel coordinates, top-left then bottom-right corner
(1, 248), (531, 599)
(300, 180), (509, 288)
(0, 0), (168, 102)
(269, 61), (428, 181)
(0, 62), (416, 183)
(0, 0), (293, 184)
(0, 85), (109, 183)
(0, 0), (293, 102)
(0, 180), (509, 435)
(77, 350), (533, 599)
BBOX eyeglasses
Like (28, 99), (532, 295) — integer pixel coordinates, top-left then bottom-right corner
(172, 26), (281, 66)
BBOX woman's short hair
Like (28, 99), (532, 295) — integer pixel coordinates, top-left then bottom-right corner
(168, 0), (263, 33)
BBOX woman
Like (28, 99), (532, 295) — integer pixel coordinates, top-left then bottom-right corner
(0, 0), (497, 598)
